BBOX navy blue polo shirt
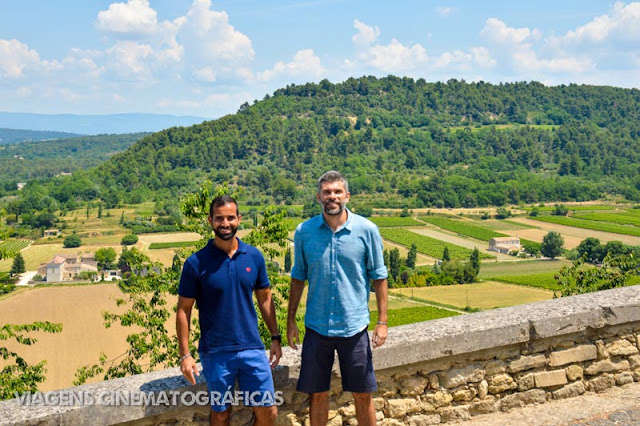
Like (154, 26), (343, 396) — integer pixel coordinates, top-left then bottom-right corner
(178, 238), (270, 354)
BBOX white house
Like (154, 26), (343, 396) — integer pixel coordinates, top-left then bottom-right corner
(488, 237), (521, 254)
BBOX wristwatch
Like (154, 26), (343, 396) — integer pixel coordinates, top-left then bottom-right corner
(271, 334), (282, 343)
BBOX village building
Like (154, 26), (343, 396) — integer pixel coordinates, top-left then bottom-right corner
(43, 229), (61, 237)
(37, 253), (99, 283)
(488, 236), (521, 254)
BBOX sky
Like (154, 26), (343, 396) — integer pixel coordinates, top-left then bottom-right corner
(1, 1), (639, 119)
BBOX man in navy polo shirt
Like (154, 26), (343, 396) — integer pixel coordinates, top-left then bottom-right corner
(177, 195), (282, 425)
(287, 171), (389, 426)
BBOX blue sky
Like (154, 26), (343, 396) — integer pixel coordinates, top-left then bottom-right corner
(1, 1), (639, 118)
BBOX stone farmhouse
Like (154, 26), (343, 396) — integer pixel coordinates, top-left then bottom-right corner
(37, 253), (100, 283)
(488, 236), (521, 254)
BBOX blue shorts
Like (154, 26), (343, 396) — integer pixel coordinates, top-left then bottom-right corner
(297, 327), (377, 394)
(200, 349), (276, 412)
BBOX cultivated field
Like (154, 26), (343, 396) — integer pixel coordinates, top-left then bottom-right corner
(390, 281), (554, 310)
(0, 284), (175, 392)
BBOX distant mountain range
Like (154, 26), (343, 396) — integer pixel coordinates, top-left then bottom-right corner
(0, 128), (83, 145)
(0, 112), (210, 135)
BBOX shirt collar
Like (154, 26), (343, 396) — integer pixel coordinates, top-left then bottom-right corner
(209, 237), (247, 254)
(318, 208), (353, 232)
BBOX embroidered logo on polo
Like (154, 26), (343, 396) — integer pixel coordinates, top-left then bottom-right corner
(246, 267), (251, 272)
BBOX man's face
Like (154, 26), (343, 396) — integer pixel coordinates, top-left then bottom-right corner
(317, 180), (350, 216)
(208, 203), (241, 241)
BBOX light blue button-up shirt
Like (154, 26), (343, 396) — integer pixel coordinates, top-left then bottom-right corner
(291, 210), (388, 337)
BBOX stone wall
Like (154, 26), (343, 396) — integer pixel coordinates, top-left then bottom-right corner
(1, 285), (639, 425)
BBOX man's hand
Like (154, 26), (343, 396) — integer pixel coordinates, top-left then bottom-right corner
(270, 341), (282, 368)
(372, 323), (388, 349)
(287, 318), (301, 350)
(180, 355), (199, 385)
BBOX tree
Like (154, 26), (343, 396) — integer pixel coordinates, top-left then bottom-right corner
(495, 207), (511, 219)
(10, 253), (26, 275)
(119, 211), (125, 224)
(63, 234), (81, 248)
(553, 204), (568, 216)
(470, 247), (481, 273)
(98, 203), (103, 219)
(1, 321), (63, 400)
(284, 248), (292, 273)
(576, 237), (602, 263)
(95, 247), (117, 270)
(555, 253), (638, 297)
(117, 246), (150, 273)
(389, 248), (401, 280)
(541, 231), (564, 259)
(442, 246), (451, 262)
(406, 243), (417, 269)
(121, 234), (138, 246)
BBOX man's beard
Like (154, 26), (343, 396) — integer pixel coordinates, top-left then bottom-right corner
(214, 226), (237, 241)
(322, 200), (346, 216)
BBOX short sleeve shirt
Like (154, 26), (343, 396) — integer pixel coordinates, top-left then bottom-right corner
(291, 210), (388, 337)
(178, 239), (270, 354)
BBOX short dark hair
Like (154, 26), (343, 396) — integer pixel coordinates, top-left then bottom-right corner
(317, 170), (349, 193)
(209, 195), (239, 217)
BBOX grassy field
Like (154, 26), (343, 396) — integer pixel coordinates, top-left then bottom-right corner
(484, 219), (537, 230)
(369, 217), (425, 227)
(478, 259), (571, 278)
(380, 228), (493, 260)
(419, 216), (506, 241)
(149, 241), (198, 250)
(574, 212), (640, 227)
(486, 272), (561, 291)
(0, 239), (31, 255)
(390, 281), (553, 310)
(530, 215), (640, 237)
(369, 305), (458, 329)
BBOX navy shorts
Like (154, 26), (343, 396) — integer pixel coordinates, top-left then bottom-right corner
(200, 349), (276, 412)
(297, 327), (377, 394)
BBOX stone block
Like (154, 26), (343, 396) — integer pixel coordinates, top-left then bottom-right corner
(439, 364), (484, 389)
(488, 374), (517, 394)
(452, 388), (476, 402)
(335, 392), (352, 406)
(553, 340), (576, 350)
(548, 345), (597, 367)
(376, 380), (399, 397)
(373, 397), (385, 411)
(615, 372), (634, 386)
(438, 405), (471, 423)
(276, 412), (302, 426)
(406, 414), (441, 426)
(380, 419), (405, 426)
(427, 373), (439, 390)
(469, 398), (499, 416)
(400, 376), (429, 396)
(566, 365), (584, 381)
(496, 348), (521, 360)
(500, 389), (547, 411)
(422, 391), (453, 408)
(584, 359), (630, 376)
(551, 381), (585, 400)
(534, 370), (568, 388)
(477, 380), (488, 399)
(517, 373), (535, 391)
(587, 375), (615, 393)
(507, 355), (547, 373)
(596, 340), (608, 359)
(629, 355), (640, 369)
(385, 398), (421, 418)
(338, 404), (356, 417)
(485, 360), (507, 375)
(607, 339), (639, 356)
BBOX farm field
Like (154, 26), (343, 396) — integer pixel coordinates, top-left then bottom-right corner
(478, 259), (571, 278)
(531, 215), (640, 237)
(419, 215), (505, 241)
(380, 228), (494, 261)
(0, 239), (31, 255)
(509, 217), (640, 248)
(390, 281), (554, 310)
(370, 217), (425, 227)
(574, 212), (640, 227)
(487, 272), (561, 291)
(0, 283), (162, 392)
(382, 239), (436, 266)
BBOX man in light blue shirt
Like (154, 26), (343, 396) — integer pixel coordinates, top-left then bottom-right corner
(287, 170), (388, 426)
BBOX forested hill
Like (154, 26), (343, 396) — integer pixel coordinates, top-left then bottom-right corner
(8, 77), (640, 212)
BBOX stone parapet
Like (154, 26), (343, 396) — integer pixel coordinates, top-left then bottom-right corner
(1, 285), (639, 425)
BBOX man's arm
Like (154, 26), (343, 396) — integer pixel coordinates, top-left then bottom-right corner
(255, 288), (282, 368)
(176, 295), (198, 384)
(372, 278), (388, 348)
(286, 278), (305, 349)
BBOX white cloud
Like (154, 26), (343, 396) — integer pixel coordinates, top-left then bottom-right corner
(105, 41), (154, 78)
(562, 2), (640, 45)
(364, 39), (428, 72)
(481, 18), (540, 45)
(513, 48), (592, 73)
(0, 39), (43, 78)
(96, 0), (160, 37)
(257, 49), (326, 81)
(352, 19), (380, 46)
(436, 7), (455, 17)
(470, 47), (496, 67)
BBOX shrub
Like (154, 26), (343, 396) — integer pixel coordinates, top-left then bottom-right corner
(63, 234), (81, 248)
(121, 234), (139, 246)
